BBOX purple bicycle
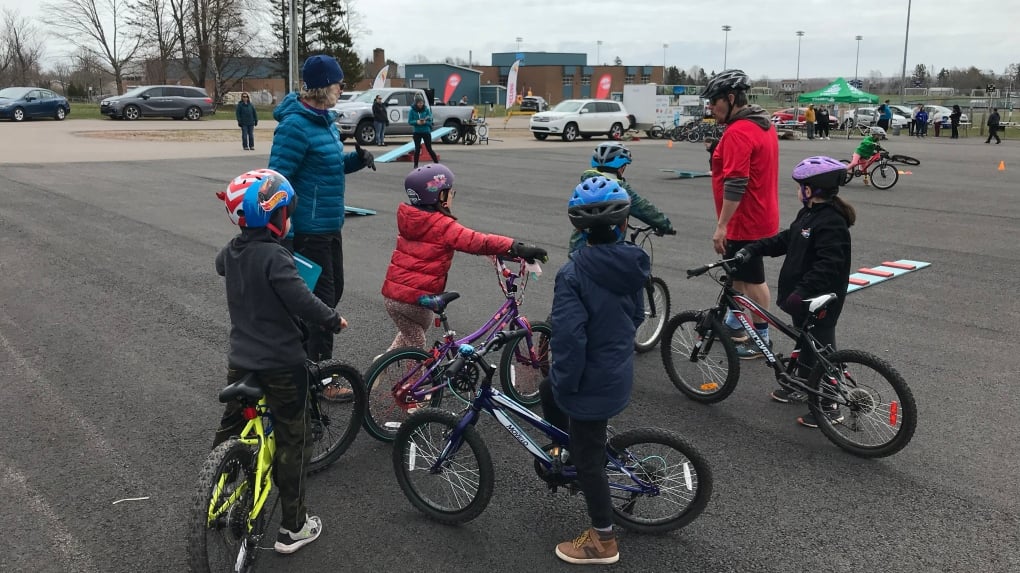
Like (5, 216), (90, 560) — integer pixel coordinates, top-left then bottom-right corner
(362, 256), (550, 442)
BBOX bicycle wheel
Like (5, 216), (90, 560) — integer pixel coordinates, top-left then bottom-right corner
(392, 409), (494, 524)
(634, 277), (670, 353)
(363, 348), (444, 443)
(649, 125), (665, 139)
(661, 310), (740, 403)
(499, 321), (551, 407)
(839, 159), (854, 185)
(808, 349), (917, 458)
(307, 360), (366, 474)
(868, 161), (899, 190)
(889, 154), (920, 166)
(606, 428), (713, 534)
(687, 128), (704, 143)
(187, 439), (268, 573)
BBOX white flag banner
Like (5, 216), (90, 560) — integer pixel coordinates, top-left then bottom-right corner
(505, 59), (521, 109)
(372, 66), (389, 89)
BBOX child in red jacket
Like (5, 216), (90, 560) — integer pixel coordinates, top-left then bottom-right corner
(381, 164), (547, 350)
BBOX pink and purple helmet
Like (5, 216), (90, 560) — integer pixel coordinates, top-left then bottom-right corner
(792, 155), (845, 204)
(404, 163), (455, 205)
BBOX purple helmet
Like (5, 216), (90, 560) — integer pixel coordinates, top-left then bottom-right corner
(404, 164), (455, 205)
(792, 156), (845, 204)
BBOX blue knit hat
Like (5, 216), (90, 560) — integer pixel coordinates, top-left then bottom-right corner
(301, 55), (344, 90)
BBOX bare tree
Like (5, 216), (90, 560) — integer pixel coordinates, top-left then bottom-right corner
(1, 8), (46, 86)
(43, 0), (143, 94)
(128, 0), (178, 84)
(169, 0), (258, 100)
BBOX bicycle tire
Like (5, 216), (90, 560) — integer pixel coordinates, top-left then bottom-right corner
(635, 277), (671, 353)
(187, 439), (266, 573)
(392, 409), (494, 524)
(498, 321), (551, 407)
(808, 349), (917, 458)
(839, 159), (854, 185)
(607, 428), (713, 534)
(363, 348), (444, 443)
(868, 162), (899, 190)
(671, 127), (686, 141)
(889, 154), (920, 166)
(687, 128), (704, 143)
(661, 310), (740, 403)
(649, 125), (665, 139)
(307, 360), (366, 474)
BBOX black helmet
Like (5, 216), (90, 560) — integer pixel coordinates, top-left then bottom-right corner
(700, 69), (751, 100)
(590, 142), (632, 169)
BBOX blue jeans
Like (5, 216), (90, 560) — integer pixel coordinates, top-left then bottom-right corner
(240, 125), (254, 149)
(373, 121), (386, 145)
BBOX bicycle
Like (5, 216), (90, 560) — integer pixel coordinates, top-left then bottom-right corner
(841, 147), (921, 190)
(660, 257), (917, 458)
(362, 256), (550, 442)
(392, 330), (713, 532)
(630, 224), (674, 353)
(187, 359), (366, 572)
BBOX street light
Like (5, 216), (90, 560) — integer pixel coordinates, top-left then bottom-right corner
(663, 43), (668, 72)
(794, 31), (804, 126)
(899, 0), (912, 104)
(516, 37), (523, 52)
(596, 40), (603, 66)
(854, 35), (863, 82)
(722, 25), (732, 69)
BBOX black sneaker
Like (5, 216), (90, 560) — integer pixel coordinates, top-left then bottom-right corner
(736, 339), (772, 360)
(770, 388), (807, 403)
(797, 406), (844, 428)
(274, 515), (322, 554)
(722, 324), (749, 342)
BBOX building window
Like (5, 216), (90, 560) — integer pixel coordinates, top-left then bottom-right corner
(499, 76), (508, 87)
(624, 74), (635, 84)
(581, 75), (591, 86)
(563, 75), (573, 86)
(641, 74), (651, 83)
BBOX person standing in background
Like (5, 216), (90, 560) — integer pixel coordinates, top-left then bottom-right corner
(986, 108), (1002, 144)
(372, 95), (388, 146)
(805, 104), (816, 140)
(816, 106), (831, 140)
(950, 105), (962, 139)
(235, 92), (258, 151)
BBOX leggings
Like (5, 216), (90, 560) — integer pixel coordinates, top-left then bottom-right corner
(385, 298), (433, 350)
(412, 132), (437, 167)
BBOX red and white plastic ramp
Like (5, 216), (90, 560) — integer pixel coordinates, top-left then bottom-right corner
(847, 259), (931, 294)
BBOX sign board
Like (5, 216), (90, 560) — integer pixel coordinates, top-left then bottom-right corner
(673, 86), (686, 95)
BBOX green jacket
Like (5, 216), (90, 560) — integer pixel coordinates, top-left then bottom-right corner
(854, 135), (879, 158)
(569, 168), (674, 253)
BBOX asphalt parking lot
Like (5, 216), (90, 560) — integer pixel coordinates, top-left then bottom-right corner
(1, 120), (1018, 572)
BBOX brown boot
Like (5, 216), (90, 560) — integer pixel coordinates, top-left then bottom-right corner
(554, 528), (619, 565)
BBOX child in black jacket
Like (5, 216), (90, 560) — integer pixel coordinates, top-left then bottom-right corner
(734, 156), (855, 428)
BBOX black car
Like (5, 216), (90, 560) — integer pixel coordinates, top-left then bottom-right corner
(100, 85), (216, 120)
(0, 87), (71, 121)
(520, 96), (548, 112)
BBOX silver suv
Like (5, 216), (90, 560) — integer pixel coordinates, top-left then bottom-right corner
(100, 85), (216, 120)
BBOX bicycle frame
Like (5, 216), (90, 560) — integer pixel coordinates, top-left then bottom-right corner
(207, 398), (275, 532)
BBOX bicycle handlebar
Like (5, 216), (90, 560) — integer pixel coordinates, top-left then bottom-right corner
(444, 329), (530, 378)
(686, 257), (740, 278)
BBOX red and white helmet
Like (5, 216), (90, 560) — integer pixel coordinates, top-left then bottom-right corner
(216, 169), (288, 227)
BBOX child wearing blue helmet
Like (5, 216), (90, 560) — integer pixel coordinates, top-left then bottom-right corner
(540, 175), (650, 565)
(212, 169), (348, 555)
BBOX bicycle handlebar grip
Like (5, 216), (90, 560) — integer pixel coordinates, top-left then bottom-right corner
(446, 354), (468, 378)
(687, 265), (710, 278)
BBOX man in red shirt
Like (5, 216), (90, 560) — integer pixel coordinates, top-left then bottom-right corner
(703, 69), (780, 359)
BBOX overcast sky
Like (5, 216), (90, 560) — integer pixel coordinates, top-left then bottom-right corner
(5, 0), (1018, 80)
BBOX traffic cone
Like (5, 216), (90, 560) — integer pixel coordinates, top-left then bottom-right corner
(999, 160), (1006, 171)
(667, 140), (673, 149)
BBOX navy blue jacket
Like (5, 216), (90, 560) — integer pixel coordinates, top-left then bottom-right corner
(549, 242), (650, 420)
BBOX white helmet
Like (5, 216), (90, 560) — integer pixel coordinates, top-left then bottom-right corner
(869, 126), (887, 138)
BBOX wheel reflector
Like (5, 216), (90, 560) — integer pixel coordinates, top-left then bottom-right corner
(700, 382), (719, 391)
(889, 401), (899, 425)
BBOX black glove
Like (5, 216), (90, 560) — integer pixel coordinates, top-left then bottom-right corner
(658, 227), (677, 236)
(355, 144), (376, 171)
(508, 241), (548, 263)
(779, 291), (804, 314)
(732, 247), (753, 265)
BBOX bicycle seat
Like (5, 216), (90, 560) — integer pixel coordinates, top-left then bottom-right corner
(806, 293), (838, 314)
(218, 373), (264, 404)
(417, 291), (460, 313)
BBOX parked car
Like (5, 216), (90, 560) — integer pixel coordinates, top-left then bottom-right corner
(0, 87), (71, 122)
(924, 105), (968, 125)
(100, 85), (215, 120)
(519, 96), (548, 112)
(529, 99), (630, 141)
(332, 88), (475, 145)
(840, 106), (909, 129)
(770, 107), (839, 128)
(338, 91), (363, 103)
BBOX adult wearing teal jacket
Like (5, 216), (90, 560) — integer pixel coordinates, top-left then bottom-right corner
(408, 95), (439, 168)
(269, 54), (375, 363)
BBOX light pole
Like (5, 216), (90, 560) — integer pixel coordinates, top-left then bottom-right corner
(516, 37), (523, 52)
(854, 35), (863, 82)
(722, 25), (732, 69)
(663, 43), (668, 74)
(899, 0), (912, 104)
(596, 40), (602, 66)
(794, 31), (804, 124)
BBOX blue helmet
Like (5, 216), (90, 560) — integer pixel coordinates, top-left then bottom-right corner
(591, 142), (632, 169)
(218, 169), (296, 237)
(568, 176), (631, 230)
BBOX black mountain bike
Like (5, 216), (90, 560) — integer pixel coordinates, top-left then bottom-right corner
(660, 257), (917, 458)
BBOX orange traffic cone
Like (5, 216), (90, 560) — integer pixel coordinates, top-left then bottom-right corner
(667, 140), (673, 149)
(999, 160), (1006, 171)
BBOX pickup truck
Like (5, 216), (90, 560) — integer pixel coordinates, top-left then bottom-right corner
(332, 88), (475, 145)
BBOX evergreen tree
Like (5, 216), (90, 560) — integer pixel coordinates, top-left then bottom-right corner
(272, 0), (364, 86)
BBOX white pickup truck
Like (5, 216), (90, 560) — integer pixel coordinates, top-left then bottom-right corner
(332, 88), (475, 145)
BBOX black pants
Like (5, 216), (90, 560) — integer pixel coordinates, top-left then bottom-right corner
(287, 232), (343, 361)
(412, 132), (437, 167)
(213, 364), (312, 532)
(951, 124), (959, 139)
(817, 122), (829, 138)
(240, 125), (254, 149)
(876, 118), (889, 131)
(986, 126), (1001, 143)
(539, 379), (614, 529)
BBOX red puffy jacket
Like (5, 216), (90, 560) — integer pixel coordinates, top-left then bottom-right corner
(382, 203), (515, 304)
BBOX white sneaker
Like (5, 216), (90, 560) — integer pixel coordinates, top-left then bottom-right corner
(274, 515), (322, 554)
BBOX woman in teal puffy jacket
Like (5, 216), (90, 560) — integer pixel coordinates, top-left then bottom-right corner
(408, 95), (438, 168)
(268, 54), (375, 364)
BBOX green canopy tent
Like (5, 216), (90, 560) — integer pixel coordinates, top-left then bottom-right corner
(797, 77), (879, 104)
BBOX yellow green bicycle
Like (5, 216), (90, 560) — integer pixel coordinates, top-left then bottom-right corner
(186, 359), (365, 572)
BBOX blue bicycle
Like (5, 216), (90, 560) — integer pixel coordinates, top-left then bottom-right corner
(391, 330), (713, 533)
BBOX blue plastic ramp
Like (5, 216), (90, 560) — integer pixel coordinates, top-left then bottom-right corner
(660, 168), (711, 179)
(847, 259), (931, 294)
(376, 127), (455, 163)
(344, 206), (376, 216)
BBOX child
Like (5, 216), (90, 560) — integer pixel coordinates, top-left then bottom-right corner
(213, 169), (347, 554)
(846, 126), (885, 186)
(540, 175), (650, 565)
(733, 156), (855, 428)
(914, 107), (929, 138)
(571, 142), (674, 253)
(381, 163), (547, 352)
